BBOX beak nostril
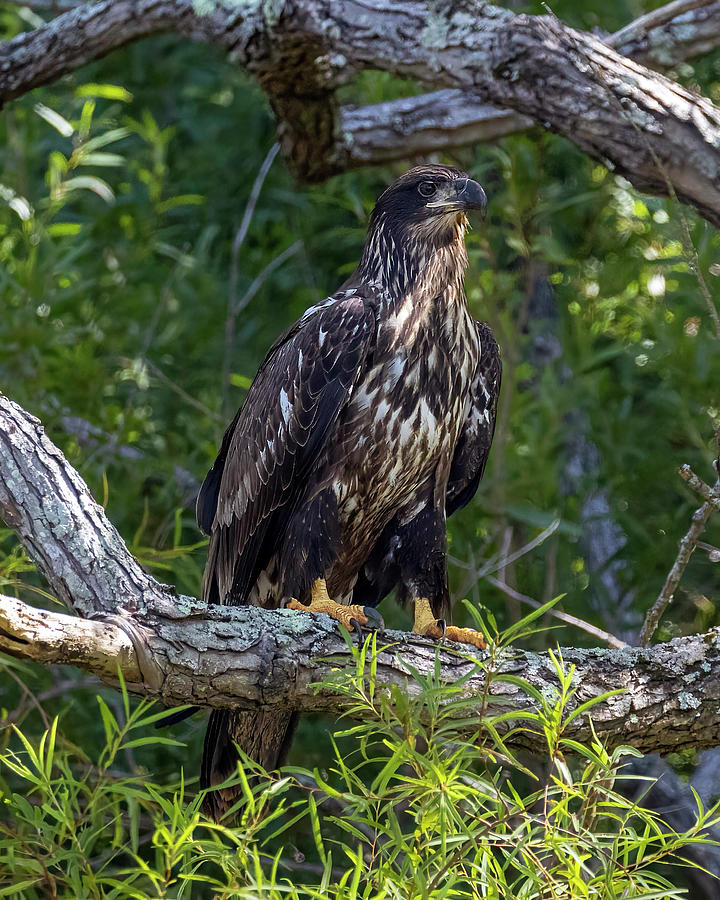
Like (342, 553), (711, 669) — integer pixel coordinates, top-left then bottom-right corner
(455, 178), (487, 214)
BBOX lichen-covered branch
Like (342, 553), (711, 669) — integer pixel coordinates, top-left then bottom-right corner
(336, 0), (720, 170)
(2, 392), (720, 757)
(2, 1), (720, 224)
(0, 396), (174, 620)
(3, 588), (720, 757)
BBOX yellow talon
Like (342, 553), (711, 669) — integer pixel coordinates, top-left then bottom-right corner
(287, 578), (383, 632)
(412, 596), (486, 650)
(442, 625), (487, 650)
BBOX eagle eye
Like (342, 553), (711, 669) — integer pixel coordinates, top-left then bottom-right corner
(418, 181), (436, 198)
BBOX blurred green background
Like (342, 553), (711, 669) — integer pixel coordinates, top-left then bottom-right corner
(2, 0), (720, 811)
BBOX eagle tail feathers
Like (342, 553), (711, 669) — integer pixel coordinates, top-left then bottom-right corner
(200, 708), (299, 822)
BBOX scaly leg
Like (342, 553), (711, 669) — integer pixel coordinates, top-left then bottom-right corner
(412, 596), (486, 650)
(287, 578), (384, 633)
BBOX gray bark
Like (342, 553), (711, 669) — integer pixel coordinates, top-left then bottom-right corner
(336, 0), (720, 168)
(3, 393), (720, 757)
(2, 1), (720, 223)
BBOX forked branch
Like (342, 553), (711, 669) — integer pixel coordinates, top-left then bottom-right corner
(3, 1), (720, 223)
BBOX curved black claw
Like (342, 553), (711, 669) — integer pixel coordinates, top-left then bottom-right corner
(362, 606), (385, 631)
(349, 617), (364, 648)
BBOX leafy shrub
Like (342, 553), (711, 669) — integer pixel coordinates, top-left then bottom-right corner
(1, 636), (718, 898)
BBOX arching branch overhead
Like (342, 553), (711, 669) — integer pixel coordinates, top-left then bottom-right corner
(2, 1), (720, 220)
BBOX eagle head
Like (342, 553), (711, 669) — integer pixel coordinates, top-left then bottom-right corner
(371, 164), (486, 242)
(356, 165), (486, 295)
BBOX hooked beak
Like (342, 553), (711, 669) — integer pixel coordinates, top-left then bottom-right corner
(427, 177), (487, 217)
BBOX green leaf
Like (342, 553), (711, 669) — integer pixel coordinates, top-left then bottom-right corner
(96, 695), (119, 747)
(230, 373), (253, 389)
(62, 176), (115, 204)
(121, 736), (186, 750)
(75, 83), (133, 101)
(79, 126), (131, 153)
(307, 793), (327, 865)
(44, 717), (58, 780)
(78, 152), (125, 168)
(47, 223), (82, 237)
(499, 594), (565, 646)
(0, 880), (41, 896)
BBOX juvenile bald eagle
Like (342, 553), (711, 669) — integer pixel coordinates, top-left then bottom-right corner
(198, 165), (501, 819)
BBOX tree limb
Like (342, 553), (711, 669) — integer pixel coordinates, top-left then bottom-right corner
(337, 0), (720, 170)
(3, 393), (720, 757)
(4, 586), (720, 757)
(639, 446), (720, 646)
(3, 2), (720, 224)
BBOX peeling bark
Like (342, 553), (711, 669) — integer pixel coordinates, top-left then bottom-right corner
(3, 393), (720, 757)
(2, 1), (720, 222)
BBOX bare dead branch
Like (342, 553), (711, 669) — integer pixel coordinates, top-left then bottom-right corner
(639, 492), (718, 646)
(679, 464), (720, 510)
(223, 239), (302, 415)
(224, 143), (280, 414)
(0, 673), (99, 727)
(146, 360), (224, 424)
(640, 439), (720, 646)
(483, 575), (629, 650)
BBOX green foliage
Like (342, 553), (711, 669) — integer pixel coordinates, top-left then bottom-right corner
(2, 638), (719, 897)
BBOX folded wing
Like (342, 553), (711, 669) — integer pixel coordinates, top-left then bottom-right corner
(198, 292), (378, 607)
(446, 321), (502, 517)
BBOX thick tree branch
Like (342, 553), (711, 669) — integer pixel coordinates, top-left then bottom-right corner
(338, 92), (534, 169)
(337, 0), (720, 169)
(2, 2), (720, 224)
(0, 394), (171, 619)
(3, 588), (720, 757)
(3, 393), (720, 757)
(609, 0), (720, 67)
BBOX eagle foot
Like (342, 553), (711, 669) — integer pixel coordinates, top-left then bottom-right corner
(412, 597), (486, 651)
(286, 578), (384, 637)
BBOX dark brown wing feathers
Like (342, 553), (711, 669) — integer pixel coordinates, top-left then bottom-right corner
(446, 321), (502, 517)
(199, 292), (377, 607)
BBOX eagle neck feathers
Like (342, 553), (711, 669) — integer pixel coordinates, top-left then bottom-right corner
(356, 210), (470, 312)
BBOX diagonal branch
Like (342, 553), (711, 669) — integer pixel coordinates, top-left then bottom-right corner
(337, 0), (720, 170)
(0, 394), (168, 619)
(2, 393), (720, 757)
(3, 2), (720, 224)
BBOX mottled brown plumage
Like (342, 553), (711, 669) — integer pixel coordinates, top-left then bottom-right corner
(198, 165), (501, 820)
